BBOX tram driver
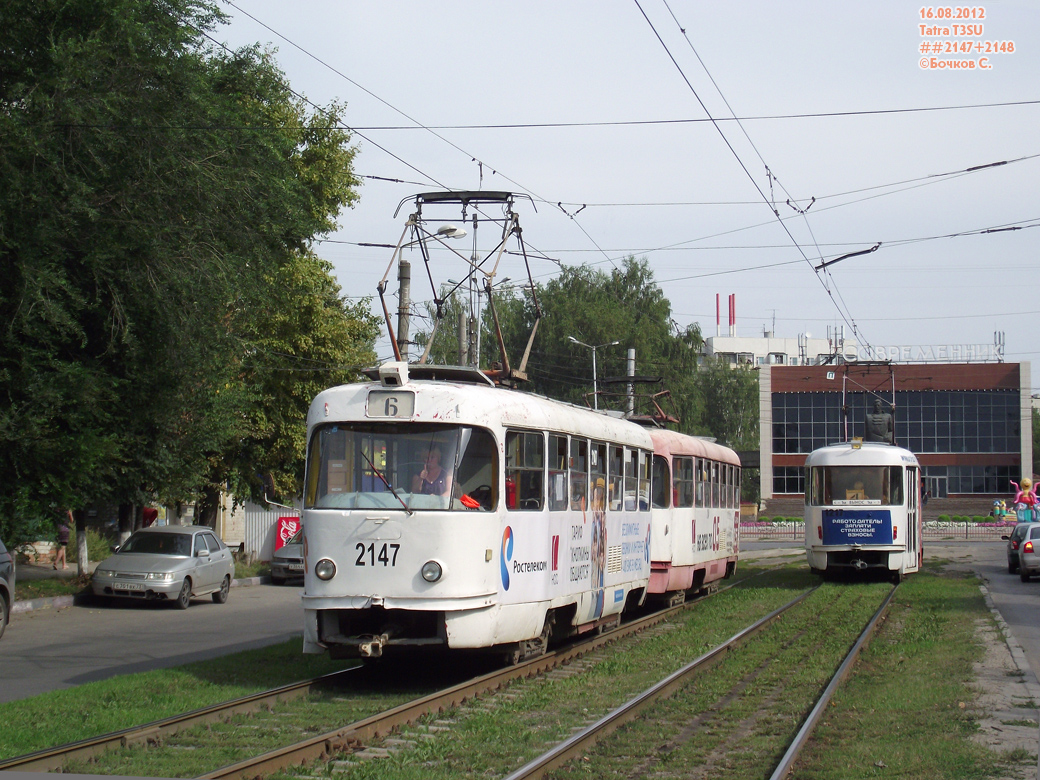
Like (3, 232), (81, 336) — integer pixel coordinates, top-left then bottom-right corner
(412, 445), (452, 496)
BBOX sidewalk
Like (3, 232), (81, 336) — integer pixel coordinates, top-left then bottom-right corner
(16, 559), (99, 581)
(11, 559), (100, 615)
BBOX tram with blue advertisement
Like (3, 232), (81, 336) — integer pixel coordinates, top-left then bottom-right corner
(300, 361), (656, 662)
(803, 440), (922, 581)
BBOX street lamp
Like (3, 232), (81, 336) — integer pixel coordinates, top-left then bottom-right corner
(568, 336), (620, 410)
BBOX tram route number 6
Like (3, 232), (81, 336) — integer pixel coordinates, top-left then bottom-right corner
(367, 390), (415, 419)
(356, 542), (401, 567)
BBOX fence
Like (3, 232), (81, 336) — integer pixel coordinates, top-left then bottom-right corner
(740, 521), (1017, 543)
(242, 503), (301, 561)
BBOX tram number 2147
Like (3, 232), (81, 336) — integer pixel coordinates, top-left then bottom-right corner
(355, 542), (401, 567)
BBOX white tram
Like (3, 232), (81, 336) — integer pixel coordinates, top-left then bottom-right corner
(803, 441), (922, 581)
(647, 429), (740, 603)
(300, 362), (656, 661)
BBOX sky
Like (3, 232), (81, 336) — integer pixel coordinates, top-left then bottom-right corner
(215, 1), (1040, 390)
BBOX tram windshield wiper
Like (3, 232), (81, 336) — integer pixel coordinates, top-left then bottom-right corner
(359, 448), (412, 515)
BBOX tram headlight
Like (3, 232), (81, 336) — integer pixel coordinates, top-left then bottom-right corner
(314, 558), (337, 581)
(421, 560), (443, 583)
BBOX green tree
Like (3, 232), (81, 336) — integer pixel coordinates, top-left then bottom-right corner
(0, 0), (368, 543)
(199, 251), (379, 520)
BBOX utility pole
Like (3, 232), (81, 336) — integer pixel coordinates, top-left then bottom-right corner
(397, 258), (411, 361)
(627, 348), (635, 416)
(458, 298), (468, 366)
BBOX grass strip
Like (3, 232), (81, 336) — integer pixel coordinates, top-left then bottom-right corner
(0, 638), (351, 760)
(271, 565), (816, 779)
(794, 563), (1027, 780)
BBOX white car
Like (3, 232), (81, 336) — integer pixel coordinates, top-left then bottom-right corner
(92, 525), (235, 608)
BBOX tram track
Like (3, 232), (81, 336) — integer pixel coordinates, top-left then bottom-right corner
(0, 591), (703, 776)
(0, 564), (802, 778)
(0, 669), (362, 773)
(503, 583), (897, 780)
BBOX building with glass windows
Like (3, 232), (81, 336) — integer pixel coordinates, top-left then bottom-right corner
(761, 362), (1033, 501)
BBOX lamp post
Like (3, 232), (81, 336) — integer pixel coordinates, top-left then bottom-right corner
(568, 336), (620, 410)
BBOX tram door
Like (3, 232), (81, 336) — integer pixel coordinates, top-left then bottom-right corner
(906, 466), (919, 570)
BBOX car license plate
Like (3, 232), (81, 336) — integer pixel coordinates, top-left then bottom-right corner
(288, 563), (304, 571)
(115, 582), (145, 591)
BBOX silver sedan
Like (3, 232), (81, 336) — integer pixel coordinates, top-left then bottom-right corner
(1019, 524), (1040, 583)
(91, 525), (234, 609)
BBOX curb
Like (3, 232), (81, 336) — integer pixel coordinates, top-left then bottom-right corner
(11, 576), (271, 616)
(978, 583), (1040, 705)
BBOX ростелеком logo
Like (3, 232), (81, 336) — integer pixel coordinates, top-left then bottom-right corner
(501, 526), (514, 590)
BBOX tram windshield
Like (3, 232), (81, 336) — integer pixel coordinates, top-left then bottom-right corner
(807, 466), (904, 507)
(305, 423), (497, 511)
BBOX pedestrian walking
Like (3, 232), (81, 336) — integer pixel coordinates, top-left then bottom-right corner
(54, 510), (71, 570)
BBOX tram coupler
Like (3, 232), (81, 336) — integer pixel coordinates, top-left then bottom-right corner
(357, 634), (390, 658)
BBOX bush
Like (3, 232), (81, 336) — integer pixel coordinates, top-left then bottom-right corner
(67, 527), (115, 564)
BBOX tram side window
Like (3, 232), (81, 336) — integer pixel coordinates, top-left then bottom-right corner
(570, 438), (588, 511)
(624, 449), (639, 510)
(695, 458), (706, 508)
(674, 456), (694, 508)
(454, 427), (497, 510)
(590, 441), (607, 514)
(888, 467), (904, 505)
(548, 435), (568, 512)
(711, 462), (720, 507)
(638, 450), (651, 511)
(651, 455), (670, 508)
(608, 445), (624, 511)
(506, 431), (544, 511)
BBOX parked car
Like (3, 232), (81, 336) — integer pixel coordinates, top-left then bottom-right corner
(1001, 522), (1039, 574)
(91, 525), (234, 609)
(1018, 524), (1040, 583)
(0, 537), (14, 640)
(270, 529), (304, 585)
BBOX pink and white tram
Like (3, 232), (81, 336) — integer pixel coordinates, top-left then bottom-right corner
(646, 429), (740, 604)
(300, 362), (656, 662)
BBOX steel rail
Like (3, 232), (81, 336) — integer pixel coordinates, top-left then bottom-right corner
(0, 669), (360, 772)
(501, 587), (817, 780)
(198, 572), (794, 779)
(1, 566), (782, 777)
(196, 603), (689, 780)
(769, 583), (900, 780)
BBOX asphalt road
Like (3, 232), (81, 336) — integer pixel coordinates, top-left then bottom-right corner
(0, 582), (305, 704)
(3, 542), (1038, 706)
(937, 539), (1040, 681)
